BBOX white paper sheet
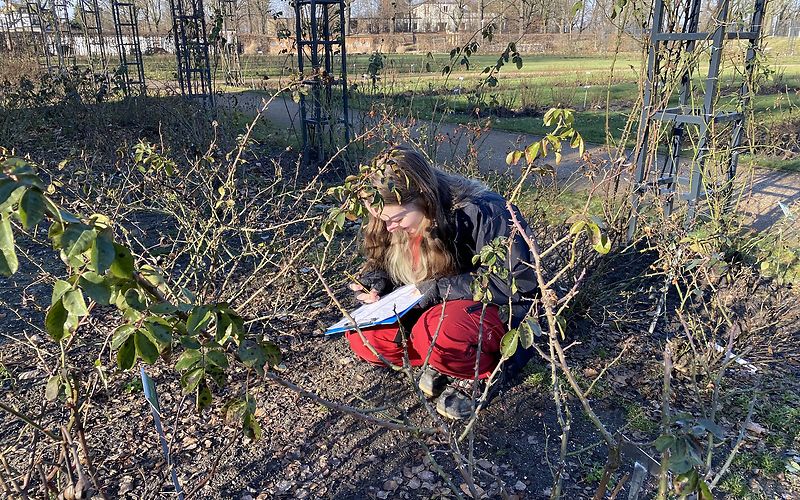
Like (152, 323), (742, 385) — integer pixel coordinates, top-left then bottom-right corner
(326, 284), (422, 334)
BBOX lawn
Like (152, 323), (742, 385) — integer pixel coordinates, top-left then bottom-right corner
(136, 41), (800, 170)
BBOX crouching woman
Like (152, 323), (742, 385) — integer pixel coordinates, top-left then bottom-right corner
(346, 146), (538, 419)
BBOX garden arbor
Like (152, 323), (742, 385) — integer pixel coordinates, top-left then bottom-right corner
(628, 0), (768, 238)
(170, 0), (214, 103)
(293, 0), (351, 160)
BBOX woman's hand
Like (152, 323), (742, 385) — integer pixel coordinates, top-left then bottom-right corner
(349, 283), (380, 304)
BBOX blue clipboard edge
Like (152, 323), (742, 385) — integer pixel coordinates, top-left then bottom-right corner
(325, 299), (421, 335)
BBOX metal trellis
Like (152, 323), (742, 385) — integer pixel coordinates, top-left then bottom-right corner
(77, 0), (110, 85)
(628, 0), (767, 239)
(111, 0), (146, 95)
(293, 0), (351, 161)
(217, 0), (243, 86)
(26, 0), (74, 73)
(0, 3), (10, 52)
(170, 0), (214, 104)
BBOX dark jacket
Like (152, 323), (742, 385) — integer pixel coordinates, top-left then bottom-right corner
(437, 189), (538, 328)
(361, 189), (538, 328)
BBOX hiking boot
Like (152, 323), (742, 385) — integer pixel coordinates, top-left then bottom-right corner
(418, 366), (450, 398)
(435, 378), (485, 420)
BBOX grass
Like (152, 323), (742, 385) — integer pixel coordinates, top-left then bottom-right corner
(743, 155), (800, 173)
(520, 362), (550, 390)
(624, 402), (659, 434)
(225, 109), (302, 151)
(132, 45), (800, 171)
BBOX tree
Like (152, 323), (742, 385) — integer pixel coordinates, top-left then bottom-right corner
(140, 0), (167, 34)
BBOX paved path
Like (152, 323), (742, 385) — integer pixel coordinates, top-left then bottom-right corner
(221, 91), (800, 231)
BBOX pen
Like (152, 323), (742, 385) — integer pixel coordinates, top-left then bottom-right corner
(344, 271), (370, 292)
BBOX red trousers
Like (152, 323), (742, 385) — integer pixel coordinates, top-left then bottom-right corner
(345, 300), (506, 379)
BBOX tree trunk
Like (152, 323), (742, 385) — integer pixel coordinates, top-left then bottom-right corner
(346, 1), (352, 35)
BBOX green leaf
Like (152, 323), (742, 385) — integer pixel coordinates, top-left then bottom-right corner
(19, 188), (45, 229)
(569, 220), (586, 235)
(61, 224), (96, 258)
(187, 306), (212, 336)
(78, 272), (112, 306)
(45, 374), (62, 401)
(0, 180), (25, 211)
(555, 315), (567, 338)
(117, 334), (136, 370)
(524, 142), (541, 163)
(238, 342), (267, 375)
(140, 264), (165, 288)
(216, 310), (243, 344)
(206, 349), (229, 368)
(124, 288), (147, 311)
(696, 418), (725, 440)
(111, 324), (136, 350)
(570, 1), (584, 18)
(174, 349), (202, 371)
(144, 318), (172, 347)
(206, 364), (226, 386)
(543, 108), (557, 126)
(51, 279), (72, 305)
(653, 434), (675, 452)
(0, 213), (18, 276)
(224, 398), (248, 423)
(45, 298), (69, 341)
(519, 321), (534, 349)
(243, 413), (262, 440)
(181, 366), (205, 394)
(135, 330), (159, 364)
(43, 196), (63, 223)
(62, 289), (89, 317)
(150, 302), (178, 315)
(196, 379), (212, 411)
(263, 341), (282, 367)
(109, 243), (134, 279)
(698, 480), (713, 500)
(179, 335), (202, 350)
(500, 329), (519, 359)
(91, 229), (115, 274)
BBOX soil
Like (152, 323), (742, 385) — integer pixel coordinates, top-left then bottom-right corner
(1, 93), (799, 500)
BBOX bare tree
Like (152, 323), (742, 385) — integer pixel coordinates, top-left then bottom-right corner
(141, 0), (167, 34)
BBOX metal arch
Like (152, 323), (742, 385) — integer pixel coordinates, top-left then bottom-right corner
(293, 0), (351, 162)
(25, 0), (73, 74)
(77, 0), (110, 87)
(217, 0), (243, 86)
(627, 0), (768, 240)
(111, 0), (146, 96)
(170, 0), (214, 104)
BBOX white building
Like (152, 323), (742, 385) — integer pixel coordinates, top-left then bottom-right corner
(410, 0), (480, 33)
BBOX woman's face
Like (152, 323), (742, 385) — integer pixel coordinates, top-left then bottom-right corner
(366, 203), (426, 235)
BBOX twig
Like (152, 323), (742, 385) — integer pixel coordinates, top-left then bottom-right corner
(0, 453), (29, 500)
(311, 265), (399, 370)
(608, 472), (630, 500)
(0, 402), (60, 442)
(183, 431), (241, 500)
(507, 203), (615, 446)
(418, 439), (466, 500)
(585, 342), (630, 398)
(709, 391), (758, 489)
(263, 371), (438, 435)
(656, 344), (672, 500)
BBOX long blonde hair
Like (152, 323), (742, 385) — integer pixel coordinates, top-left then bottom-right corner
(362, 146), (485, 285)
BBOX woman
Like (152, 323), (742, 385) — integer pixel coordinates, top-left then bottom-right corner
(346, 146), (538, 419)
